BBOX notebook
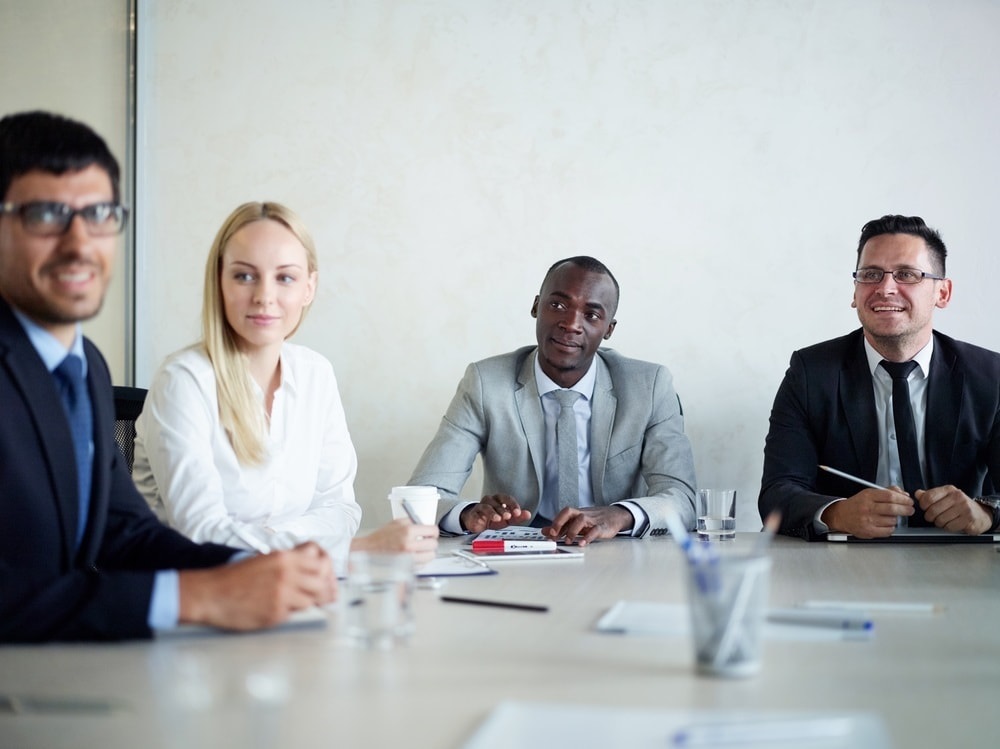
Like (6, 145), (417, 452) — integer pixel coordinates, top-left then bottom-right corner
(826, 526), (1000, 543)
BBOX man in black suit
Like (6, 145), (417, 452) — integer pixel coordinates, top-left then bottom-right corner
(0, 111), (335, 642)
(759, 215), (1000, 540)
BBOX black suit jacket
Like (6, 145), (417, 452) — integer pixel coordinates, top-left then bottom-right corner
(759, 329), (1000, 540)
(0, 298), (236, 642)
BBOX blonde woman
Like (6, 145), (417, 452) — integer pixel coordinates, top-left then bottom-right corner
(133, 202), (438, 562)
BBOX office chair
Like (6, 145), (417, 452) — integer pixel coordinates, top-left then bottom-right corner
(112, 386), (148, 474)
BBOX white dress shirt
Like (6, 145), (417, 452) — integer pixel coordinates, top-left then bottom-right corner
(813, 337), (933, 531)
(866, 337), (932, 489)
(133, 343), (361, 561)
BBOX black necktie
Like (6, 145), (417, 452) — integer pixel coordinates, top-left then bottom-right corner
(879, 360), (927, 526)
(54, 355), (93, 546)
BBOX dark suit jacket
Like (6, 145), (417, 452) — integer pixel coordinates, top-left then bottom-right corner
(759, 329), (1000, 540)
(0, 298), (236, 642)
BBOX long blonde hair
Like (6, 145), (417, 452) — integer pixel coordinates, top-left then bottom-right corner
(202, 201), (319, 465)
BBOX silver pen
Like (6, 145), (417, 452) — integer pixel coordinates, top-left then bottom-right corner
(400, 498), (422, 524)
(768, 608), (873, 631)
(819, 465), (911, 529)
(818, 465), (885, 491)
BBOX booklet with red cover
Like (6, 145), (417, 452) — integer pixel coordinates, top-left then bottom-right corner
(471, 528), (557, 552)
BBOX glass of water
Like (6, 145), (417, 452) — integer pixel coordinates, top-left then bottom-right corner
(697, 488), (737, 540)
(345, 552), (415, 650)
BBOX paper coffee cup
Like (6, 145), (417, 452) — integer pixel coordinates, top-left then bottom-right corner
(388, 486), (440, 525)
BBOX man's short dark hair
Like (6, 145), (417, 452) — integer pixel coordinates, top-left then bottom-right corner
(542, 256), (621, 313)
(856, 215), (947, 276)
(0, 111), (120, 202)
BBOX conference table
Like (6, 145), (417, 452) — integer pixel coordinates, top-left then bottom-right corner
(2, 534), (998, 748)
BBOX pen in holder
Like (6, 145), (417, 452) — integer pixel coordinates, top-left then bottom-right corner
(667, 509), (774, 678)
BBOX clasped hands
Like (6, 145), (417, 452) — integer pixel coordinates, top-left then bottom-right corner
(821, 484), (993, 538)
(179, 541), (337, 631)
(459, 494), (633, 546)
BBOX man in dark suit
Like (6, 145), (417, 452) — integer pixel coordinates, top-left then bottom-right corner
(0, 111), (335, 642)
(759, 214), (1000, 540)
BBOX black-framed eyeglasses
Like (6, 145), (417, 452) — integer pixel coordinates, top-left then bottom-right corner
(853, 267), (945, 285)
(0, 201), (129, 237)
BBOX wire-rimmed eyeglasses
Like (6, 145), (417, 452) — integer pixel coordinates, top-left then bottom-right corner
(853, 267), (944, 285)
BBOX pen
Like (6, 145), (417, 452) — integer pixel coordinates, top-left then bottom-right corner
(451, 550), (493, 570)
(671, 716), (853, 746)
(818, 465), (886, 491)
(753, 510), (781, 556)
(663, 506), (693, 553)
(0, 694), (125, 715)
(440, 595), (548, 613)
(400, 498), (422, 524)
(767, 608), (873, 631)
(802, 600), (941, 615)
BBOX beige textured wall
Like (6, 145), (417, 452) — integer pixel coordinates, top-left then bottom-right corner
(135, 0), (1000, 530)
(0, 0), (129, 382)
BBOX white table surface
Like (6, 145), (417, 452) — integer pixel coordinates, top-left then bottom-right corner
(1, 534), (998, 748)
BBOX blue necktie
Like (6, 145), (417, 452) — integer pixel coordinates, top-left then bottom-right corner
(54, 355), (93, 546)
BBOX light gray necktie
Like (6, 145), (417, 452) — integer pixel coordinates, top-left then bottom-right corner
(552, 389), (580, 511)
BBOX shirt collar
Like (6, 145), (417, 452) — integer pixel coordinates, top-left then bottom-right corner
(863, 334), (934, 378)
(247, 343), (294, 398)
(533, 349), (598, 400)
(10, 306), (87, 375)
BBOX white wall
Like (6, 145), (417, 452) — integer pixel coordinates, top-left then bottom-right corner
(135, 0), (1000, 531)
(0, 0), (130, 382)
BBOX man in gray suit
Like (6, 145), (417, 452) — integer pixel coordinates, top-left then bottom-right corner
(408, 256), (696, 544)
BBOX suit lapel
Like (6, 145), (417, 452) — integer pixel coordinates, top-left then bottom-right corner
(840, 334), (879, 477)
(514, 350), (546, 497)
(924, 337), (961, 488)
(589, 356), (615, 504)
(0, 303), (79, 562)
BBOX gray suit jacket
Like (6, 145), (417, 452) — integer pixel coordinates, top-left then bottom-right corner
(408, 346), (697, 535)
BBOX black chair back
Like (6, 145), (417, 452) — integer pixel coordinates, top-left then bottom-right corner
(112, 386), (148, 473)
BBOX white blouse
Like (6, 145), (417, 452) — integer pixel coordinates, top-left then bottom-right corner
(132, 343), (361, 560)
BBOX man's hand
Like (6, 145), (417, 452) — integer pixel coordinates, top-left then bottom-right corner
(543, 505), (633, 546)
(916, 486), (993, 535)
(352, 518), (440, 564)
(460, 494), (531, 533)
(820, 487), (913, 538)
(178, 542), (336, 631)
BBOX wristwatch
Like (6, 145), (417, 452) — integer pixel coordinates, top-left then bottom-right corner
(973, 496), (1000, 532)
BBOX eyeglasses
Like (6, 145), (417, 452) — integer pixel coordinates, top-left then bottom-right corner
(0, 201), (129, 237)
(853, 267), (945, 285)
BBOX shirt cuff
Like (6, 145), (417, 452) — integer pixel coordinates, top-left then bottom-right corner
(440, 501), (476, 535)
(812, 499), (843, 534)
(148, 570), (179, 630)
(149, 552), (253, 632)
(613, 501), (648, 537)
